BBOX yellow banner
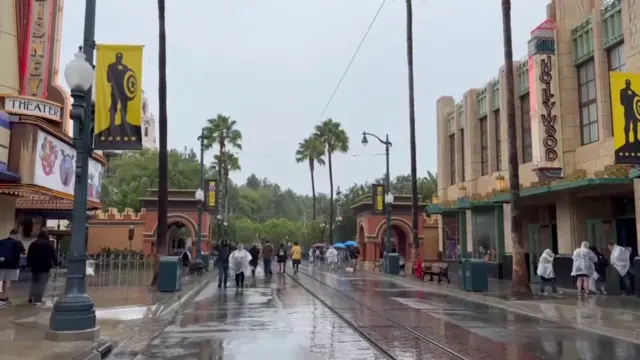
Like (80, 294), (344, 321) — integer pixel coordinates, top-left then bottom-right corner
(94, 44), (144, 150)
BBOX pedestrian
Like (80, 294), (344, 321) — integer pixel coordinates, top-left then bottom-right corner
(326, 246), (338, 272)
(571, 241), (597, 296)
(214, 239), (232, 289)
(262, 239), (274, 277)
(248, 242), (260, 277)
(608, 241), (633, 295)
(291, 242), (302, 274)
(276, 243), (287, 275)
(229, 244), (251, 289)
(26, 229), (58, 305)
(536, 248), (561, 295)
(349, 245), (360, 272)
(0, 229), (26, 308)
(314, 247), (321, 267)
(590, 245), (608, 294)
(308, 248), (315, 265)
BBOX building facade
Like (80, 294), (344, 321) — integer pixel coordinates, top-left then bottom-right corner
(432, 0), (640, 294)
(0, 0), (105, 247)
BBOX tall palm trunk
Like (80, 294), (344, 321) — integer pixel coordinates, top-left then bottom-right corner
(406, 0), (420, 263)
(501, 0), (529, 295)
(327, 152), (334, 244)
(224, 167), (230, 219)
(152, 0), (168, 286)
(309, 159), (317, 220)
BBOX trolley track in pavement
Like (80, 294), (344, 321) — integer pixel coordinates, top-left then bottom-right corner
(286, 269), (470, 360)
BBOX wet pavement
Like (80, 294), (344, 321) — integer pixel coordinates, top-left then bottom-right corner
(132, 269), (391, 360)
(297, 265), (640, 360)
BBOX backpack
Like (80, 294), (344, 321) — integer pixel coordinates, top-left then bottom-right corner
(278, 249), (285, 257)
(0, 239), (13, 263)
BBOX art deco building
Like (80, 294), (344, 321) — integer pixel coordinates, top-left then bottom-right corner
(431, 0), (640, 295)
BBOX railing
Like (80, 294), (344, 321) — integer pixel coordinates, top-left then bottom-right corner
(56, 253), (156, 288)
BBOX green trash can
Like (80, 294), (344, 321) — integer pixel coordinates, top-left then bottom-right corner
(201, 253), (211, 272)
(157, 256), (182, 292)
(386, 253), (400, 275)
(458, 259), (467, 290)
(464, 259), (489, 292)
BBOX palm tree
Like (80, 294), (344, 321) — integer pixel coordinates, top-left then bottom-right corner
(314, 118), (349, 244)
(295, 136), (326, 220)
(152, 0), (168, 286)
(213, 151), (241, 219)
(202, 114), (242, 237)
(405, 0), (420, 262)
(501, 0), (529, 295)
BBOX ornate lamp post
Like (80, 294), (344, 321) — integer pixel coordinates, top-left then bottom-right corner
(362, 131), (394, 273)
(194, 188), (205, 259)
(48, 49), (97, 339)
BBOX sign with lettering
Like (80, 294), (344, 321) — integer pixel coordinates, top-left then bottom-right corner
(371, 184), (385, 213)
(530, 53), (564, 178)
(3, 96), (62, 122)
(205, 179), (219, 214)
(22, 0), (53, 98)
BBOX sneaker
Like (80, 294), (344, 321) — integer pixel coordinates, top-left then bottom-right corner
(0, 301), (8, 310)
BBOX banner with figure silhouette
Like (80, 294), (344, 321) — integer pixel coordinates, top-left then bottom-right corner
(611, 72), (640, 164)
(94, 44), (144, 150)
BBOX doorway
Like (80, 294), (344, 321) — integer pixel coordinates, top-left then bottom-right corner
(528, 223), (558, 283)
(616, 217), (638, 261)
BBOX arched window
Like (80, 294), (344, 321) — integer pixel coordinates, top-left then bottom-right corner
(144, 127), (149, 137)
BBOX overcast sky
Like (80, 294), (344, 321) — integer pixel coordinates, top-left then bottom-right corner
(59, 0), (547, 195)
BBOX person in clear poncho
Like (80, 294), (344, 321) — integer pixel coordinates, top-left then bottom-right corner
(536, 249), (561, 294)
(229, 243), (251, 289)
(325, 246), (338, 271)
(608, 241), (633, 295)
(571, 241), (598, 296)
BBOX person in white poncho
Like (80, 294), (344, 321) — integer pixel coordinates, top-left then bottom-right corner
(325, 246), (338, 271)
(571, 241), (597, 296)
(229, 244), (251, 289)
(608, 242), (633, 295)
(536, 249), (561, 294)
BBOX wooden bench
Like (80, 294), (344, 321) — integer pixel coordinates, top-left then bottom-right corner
(421, 262), (450, 283)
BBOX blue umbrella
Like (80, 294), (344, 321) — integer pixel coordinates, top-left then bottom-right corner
(333, 243), (347, 249)
(344, 240), (358, 247)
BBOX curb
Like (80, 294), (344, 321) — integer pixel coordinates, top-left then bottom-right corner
(72, 340), (114, 360)
(385, 274), (640, 345)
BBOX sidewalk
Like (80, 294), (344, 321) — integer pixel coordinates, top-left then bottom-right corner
(366, 269), (640, 344)
(0, 275), (211, 360)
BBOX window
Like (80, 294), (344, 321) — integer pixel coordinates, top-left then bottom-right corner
(521, 94), (533, 163)
(480, 117), (488, 175)
(144, 127), (149, 137)
(460, 130), (465, 181)
(494, 110), (502, 171)
(449, 134), (456, 184)
(608, 44), (625, 72)
(442, 214), (460, 260)
(578, 61), (598, 144)
(472, 210), (498, 262)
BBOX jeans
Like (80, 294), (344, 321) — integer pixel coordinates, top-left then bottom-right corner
(539, 276), (558, 293)
(217, 265), (229, 288)
(29, 272), (50, 303)
(263, 259), (273, 275)
(235, 272), (245, 287)
(622, 272), (634, 295)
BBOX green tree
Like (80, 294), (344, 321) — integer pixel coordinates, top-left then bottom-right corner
(258, 218), (299, 243)
(213, 151), (241, 219)
(314, 118), (350, 247)
(501, 0), (529, 295)
(102, 148), (210, 212)
(229, 216), (258, 245)
(295, 136), (326, 220)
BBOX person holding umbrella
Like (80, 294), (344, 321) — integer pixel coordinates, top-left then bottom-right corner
(345, 241), (360, 272)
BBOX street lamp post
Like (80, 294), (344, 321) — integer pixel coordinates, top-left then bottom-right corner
(361, 131), (394, 273)
(196, 130), (205, 259)
(48, 49), (98, 339)
(194, 188), (205, 259)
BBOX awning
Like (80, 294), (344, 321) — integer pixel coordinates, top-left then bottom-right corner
(0, 184), (101, 211)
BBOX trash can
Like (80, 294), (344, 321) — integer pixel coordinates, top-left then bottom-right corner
(201, 253), (211, 272)
(458, 259), (467, 290)
(464, 259), (488, 292)
(386, 253), (400, 275)
(157, 256), (182, 292)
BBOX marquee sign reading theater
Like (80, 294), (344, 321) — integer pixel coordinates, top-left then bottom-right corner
(528, 20), (564, 180)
